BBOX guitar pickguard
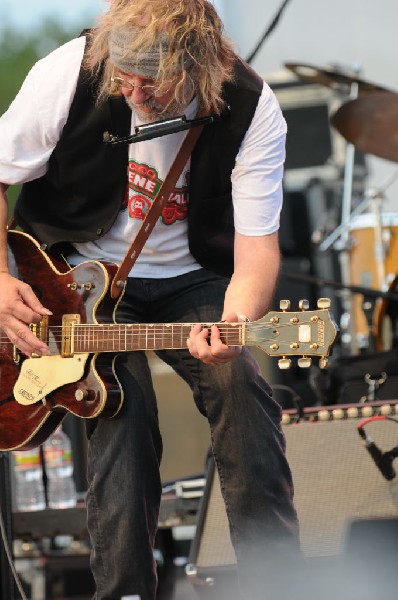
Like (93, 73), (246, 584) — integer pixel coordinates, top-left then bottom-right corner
(14, 354), (90, 406)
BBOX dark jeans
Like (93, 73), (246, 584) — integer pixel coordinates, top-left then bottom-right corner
(86, 268), (301, 600)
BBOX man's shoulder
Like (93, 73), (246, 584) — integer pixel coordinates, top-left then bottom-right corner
(34, 37), (86, 75)
(231, 56), (264, 91)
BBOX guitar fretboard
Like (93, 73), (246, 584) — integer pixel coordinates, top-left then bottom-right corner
(72, 323), (244, 353)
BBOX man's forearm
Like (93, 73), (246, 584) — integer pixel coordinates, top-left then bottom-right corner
(223, 272), (279, 322)
(222, 231), (280, 321)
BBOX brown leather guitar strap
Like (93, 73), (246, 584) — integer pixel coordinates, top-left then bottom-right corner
(110, 124), (204, 299)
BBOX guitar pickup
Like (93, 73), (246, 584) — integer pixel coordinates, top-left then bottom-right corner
(29, 315), (49, 347)
(62, 314), (80, 357)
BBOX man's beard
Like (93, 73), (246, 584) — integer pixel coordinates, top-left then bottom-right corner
(125, 96), (187, 123)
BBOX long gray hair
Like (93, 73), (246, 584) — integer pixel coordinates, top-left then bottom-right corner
(83, 0), (236, 114)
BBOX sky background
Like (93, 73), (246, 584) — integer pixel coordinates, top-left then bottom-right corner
(0, 0), (106, 32)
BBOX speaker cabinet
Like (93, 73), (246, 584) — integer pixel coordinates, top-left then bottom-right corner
(187, 401), (398, 597)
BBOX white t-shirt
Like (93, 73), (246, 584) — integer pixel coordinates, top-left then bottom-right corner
(0, 37), (286, 278)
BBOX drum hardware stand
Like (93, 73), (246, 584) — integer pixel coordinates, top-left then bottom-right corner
(318, 68), (396, 354)
(284, 61), (397, 353)
(360, 298), (377, 353)
(319, 167), (398, 353)
(327, 77), (360, 354)
(319, 170), (398, 256)
(281, 268), (398, 303)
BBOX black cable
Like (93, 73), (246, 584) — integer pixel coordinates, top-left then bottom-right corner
(0, 510), (28, 600)
(246, 0), (293, 64)
(272, 384), (304, 420)
(357, 416), (398, 481)
(0, 453), (27, 600)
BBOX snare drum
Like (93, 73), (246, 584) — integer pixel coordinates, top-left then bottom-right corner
(349, 212), (398, 349)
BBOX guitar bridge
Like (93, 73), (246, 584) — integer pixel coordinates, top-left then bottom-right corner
(62, 314), (80, 357)
(13, 345), (21, 364)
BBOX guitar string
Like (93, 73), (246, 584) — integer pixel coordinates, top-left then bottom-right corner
(0, 321), (315, 336)
(0, 320), (313, 332)
(0, 320), (319, 352)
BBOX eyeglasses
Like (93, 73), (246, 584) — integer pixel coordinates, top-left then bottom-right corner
(110, 76), (157, 95)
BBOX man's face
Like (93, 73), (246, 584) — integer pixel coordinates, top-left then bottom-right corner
(113, 69), (192, 122)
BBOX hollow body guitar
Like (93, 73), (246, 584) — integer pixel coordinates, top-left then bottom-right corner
(0, 231), (338, 450)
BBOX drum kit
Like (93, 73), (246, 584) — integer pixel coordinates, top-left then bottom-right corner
(284, 62), (398, 356)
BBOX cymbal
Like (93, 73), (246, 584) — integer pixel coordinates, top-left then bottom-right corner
(285, 62), (387, 94)
(331, 92), (398, 163)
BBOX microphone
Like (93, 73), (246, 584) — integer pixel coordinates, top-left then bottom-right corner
(363, 437), (396, 481)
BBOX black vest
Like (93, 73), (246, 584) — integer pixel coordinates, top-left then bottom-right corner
(15, 50), (263, 277)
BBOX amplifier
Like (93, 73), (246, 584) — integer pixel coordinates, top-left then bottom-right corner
(187, 401), (398, 597)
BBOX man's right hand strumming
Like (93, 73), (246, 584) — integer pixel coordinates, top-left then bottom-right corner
(0, 272), (51, 357)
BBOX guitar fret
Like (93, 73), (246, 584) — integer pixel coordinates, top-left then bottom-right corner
(114, 325), (118, 351)
(115, 325), (119, 351)
(106, 327), (109, 350)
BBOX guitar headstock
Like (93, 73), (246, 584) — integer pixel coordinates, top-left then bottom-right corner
(246, 298), (338, 369)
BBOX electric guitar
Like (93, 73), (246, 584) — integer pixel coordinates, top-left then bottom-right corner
(0, 230), (338, 450)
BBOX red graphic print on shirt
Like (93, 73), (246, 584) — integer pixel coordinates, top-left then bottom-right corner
(128, 194), (151, 220)
(126, 160), (189, 225)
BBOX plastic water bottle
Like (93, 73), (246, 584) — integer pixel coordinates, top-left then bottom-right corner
(13, 448), (46, 511)
(43, 426), (77, 509)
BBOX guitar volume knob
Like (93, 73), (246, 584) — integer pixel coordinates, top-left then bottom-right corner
(75, 388), (88, 401)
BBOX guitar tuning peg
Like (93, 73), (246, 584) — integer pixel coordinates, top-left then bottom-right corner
(319, 357), (328, 369)
(278, 358), (292, 370)
(317, 298), (331, 309)
(279, 299), (291, 311)
(298, 299), (309, 311)
(298, 357), (312, 368)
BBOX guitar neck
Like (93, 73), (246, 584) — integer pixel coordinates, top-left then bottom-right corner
(73, 322), (243, 353)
